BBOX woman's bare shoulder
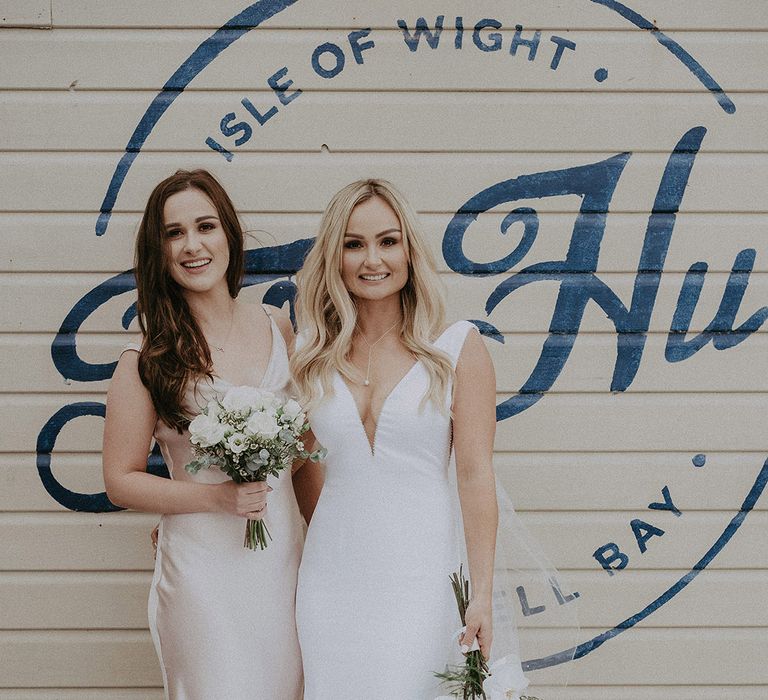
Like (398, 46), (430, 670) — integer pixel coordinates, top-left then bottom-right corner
(262, 303), (295, 348)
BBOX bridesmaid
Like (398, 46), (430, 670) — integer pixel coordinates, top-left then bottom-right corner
(103, 169), (320, 699)
(291, 179), (499, 698)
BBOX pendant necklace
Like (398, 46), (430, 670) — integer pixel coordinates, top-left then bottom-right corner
(209, 303), (236, 353)
(357, 320), (400, 387)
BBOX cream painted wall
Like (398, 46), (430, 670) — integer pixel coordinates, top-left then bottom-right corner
(1, 1), (767, 697)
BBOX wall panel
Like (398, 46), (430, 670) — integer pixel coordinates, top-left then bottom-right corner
(2, 0), (766, 695)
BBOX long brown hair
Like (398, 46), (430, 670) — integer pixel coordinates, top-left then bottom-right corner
(134, 169), (244, 431)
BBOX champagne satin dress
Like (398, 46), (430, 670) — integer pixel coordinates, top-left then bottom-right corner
(125, 306), (304, 700)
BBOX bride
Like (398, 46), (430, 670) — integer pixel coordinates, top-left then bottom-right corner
(290, 179), (499, 698)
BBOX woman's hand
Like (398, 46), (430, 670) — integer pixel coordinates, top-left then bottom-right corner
(461, 597), (493, 660)
(213, 481), (272, 519)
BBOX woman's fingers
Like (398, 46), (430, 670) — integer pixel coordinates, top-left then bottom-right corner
(477, 629), (493, 659)
(237, 497), (267, 517)
(460, 623), (480, 654)
(215, 480), (272, 517)
(244, 505), (268, 520)
(242, 481), (271, 494)
(235, 482), (269, 517)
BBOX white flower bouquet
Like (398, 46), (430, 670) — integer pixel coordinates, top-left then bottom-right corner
(185, 385), (325, 550)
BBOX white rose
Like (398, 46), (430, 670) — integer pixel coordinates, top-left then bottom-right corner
(189, 413), (227, 447)
(482, 655), (529, 700)
(282, 398), (303, 421)
(245, 410), (280, 438)
(255, 391), (277, 411)
(226, 432), (248, 454)
(205, 400), (221, 420)
(221, 385), (264, 412)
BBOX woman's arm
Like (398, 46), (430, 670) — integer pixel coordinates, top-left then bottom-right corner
(268, 304), (325, 524)
(102, 350), (270, 518)
(292, 457), (324, 525)
(291, 431), (324, 524)
(452, 327), (499, 658)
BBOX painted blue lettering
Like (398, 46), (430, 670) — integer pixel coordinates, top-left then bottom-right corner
(551, 579), (580, 605)
(549, 35), (576, 69)
(444, 151), (630, 419)
(472, 19), (503, 52)
(631, 519), (665, 553)
(51, 271), (136, 382)
(516, 585), (546, 616)
(348, 28), (374, 64)
(510, 24), (541, 60)
(444, 127), (707, 420)
(666, 249), (768, 362)
(648, 485), (682, 517)
(455, 16), (464, 49)
(267, 66), (302, 106)
(396, 16), (444, 51)
(204, 136), (234, 162)
(219, 111), (252, 145)
(593, 542), (629, 576)
(241, 97), (278, 126)
(36, 402), (168, 512)
(311, 42), (346, 78)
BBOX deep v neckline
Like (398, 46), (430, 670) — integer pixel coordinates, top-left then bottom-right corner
(336, 360), (420, 458)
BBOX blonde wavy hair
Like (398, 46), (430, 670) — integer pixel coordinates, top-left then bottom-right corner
(291, 178), (454, 411)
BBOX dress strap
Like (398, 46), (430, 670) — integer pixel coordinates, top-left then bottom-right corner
(120, 339), (142, 356)
(260, 304), (290, 390)
(433, 320), (477, 368)
(261, 304), (286, 354)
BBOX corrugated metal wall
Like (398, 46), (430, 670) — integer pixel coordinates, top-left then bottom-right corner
(1, 1), (766, 697)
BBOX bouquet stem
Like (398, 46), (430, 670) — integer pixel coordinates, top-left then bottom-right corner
(435, 565), (490, 699)
(462, 649), (489, 699)
(244, 518), (272, 550)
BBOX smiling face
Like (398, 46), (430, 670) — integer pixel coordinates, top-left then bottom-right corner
(162, 187), (231, 297)
(341, 195), (409, 302)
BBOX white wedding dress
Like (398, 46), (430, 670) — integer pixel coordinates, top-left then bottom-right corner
(296, 321), (475, 699)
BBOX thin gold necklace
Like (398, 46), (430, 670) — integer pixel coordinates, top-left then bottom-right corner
(356, 320), (400, 386)
(209, 303), (236, 353)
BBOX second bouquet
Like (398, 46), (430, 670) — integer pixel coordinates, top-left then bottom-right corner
(185, 385), (325, 550)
